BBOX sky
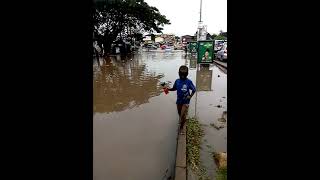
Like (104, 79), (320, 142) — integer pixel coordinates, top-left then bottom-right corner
(144, 0), (227, 36)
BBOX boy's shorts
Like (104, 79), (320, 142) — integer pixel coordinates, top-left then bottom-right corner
(177, 104), (189, 116)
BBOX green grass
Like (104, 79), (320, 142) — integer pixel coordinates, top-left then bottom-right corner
(216, 166), (227, 180)
(186, 117), (209, 180)
(212, 151), (227, 180)
(187, 117), (227, 180)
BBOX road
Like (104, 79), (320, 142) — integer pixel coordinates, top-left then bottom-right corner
(93, 49), (227, 180)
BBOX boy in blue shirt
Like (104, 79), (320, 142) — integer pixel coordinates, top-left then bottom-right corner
(165, 65), (196, 133)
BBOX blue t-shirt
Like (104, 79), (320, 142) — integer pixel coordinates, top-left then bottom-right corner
(173, 78), (196, 104)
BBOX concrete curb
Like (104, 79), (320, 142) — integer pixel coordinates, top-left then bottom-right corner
(213, 60), (227, 69)
(174, 124), (187, 180)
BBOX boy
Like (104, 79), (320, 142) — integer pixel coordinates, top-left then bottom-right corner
(165, 65), (196, 134)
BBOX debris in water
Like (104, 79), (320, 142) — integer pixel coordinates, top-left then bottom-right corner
(213, 152), (227, 169)
(222, 97), (226, 98)
(218, 75), (220, 77)
(210, 123), (224, 130)
(215, 105), (222, 108)
(222, 111), (227, 121)
(218, 118), (226, 122)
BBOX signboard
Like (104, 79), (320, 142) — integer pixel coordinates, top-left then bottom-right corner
(197, 40), (214, 63)
(196, 65), (212, 91)
(155, 37), (164, 43)
(189, 41), (197, 53)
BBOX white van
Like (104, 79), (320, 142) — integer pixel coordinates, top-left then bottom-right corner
(214, 40), (225, 52)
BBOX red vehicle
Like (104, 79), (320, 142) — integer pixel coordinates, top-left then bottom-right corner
(160, 45), (167, 50)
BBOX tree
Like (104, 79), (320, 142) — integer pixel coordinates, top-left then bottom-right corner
(211, 33), (217, 40)
(214, 35), (227, 40)
(206, 33), (212, 40)
(220, 32), (227, 37)
(93, 0), (170, 55)
(218, 30), (227, 39)
(151, 34), (155, 41)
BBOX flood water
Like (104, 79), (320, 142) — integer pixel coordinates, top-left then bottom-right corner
(187, 55), (227, 180)
(93, 50), (227, 180)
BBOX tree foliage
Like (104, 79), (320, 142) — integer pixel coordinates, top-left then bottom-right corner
(214, 35), (227, 40)
(211, 33), (217, 40)
(93, 0), (170, 54)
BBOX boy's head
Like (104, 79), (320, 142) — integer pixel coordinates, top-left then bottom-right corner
(179, 65), (188, 79)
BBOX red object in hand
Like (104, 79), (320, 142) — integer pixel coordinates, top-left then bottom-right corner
(163, 87), (169, 94)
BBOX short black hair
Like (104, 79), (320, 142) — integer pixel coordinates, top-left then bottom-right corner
(206, 48), (210, 52)
(179, 65), (188, 73)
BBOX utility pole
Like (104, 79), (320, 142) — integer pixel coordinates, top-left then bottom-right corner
(197, 0), (206, 41)
(200, 0), (202, 22)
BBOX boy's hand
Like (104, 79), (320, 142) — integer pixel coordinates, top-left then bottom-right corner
(186, 95), (191, 99)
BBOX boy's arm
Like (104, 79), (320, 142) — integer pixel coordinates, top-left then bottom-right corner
(189, 91), (195, 97)
(187, 81), (196, 99)
(168, 81), (177, 91)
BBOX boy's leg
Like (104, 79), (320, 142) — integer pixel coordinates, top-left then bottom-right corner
(179, 104), (189, 133)
(177, 104), (182, 117)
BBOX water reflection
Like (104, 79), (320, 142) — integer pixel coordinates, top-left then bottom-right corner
(189, 57), (197, 69)
(93, 52), (187, 180)
(93, 55), (163, 113)
(196, 64), (213, 91)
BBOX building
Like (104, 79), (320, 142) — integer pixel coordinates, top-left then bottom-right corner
(181, 35), (194, 43)
(155, 37), (164, 43)
(181, 35), (195, 47)
(143, 34), (153, 44)
(161, 34), (175, 46)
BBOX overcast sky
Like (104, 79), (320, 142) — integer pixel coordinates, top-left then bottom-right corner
(144, 0), (227, 36)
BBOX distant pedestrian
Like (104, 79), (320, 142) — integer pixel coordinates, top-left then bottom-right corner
(94, 48), (100, 66)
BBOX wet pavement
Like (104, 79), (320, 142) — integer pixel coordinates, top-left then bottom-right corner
(93, 49), (227, 180)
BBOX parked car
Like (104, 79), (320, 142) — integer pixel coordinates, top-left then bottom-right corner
(214, 44), (223, 53)
(147, 44), (157, 49)
(160, 44), (167, 50)
(216, 44), (227, 61)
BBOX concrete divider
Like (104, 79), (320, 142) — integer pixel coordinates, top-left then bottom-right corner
(174, 124), (186, 180)
(213, 60), (227, 68)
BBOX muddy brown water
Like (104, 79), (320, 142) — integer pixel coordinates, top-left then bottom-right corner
(188, 57), (227, 180)
(93, 50), (226, 180)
